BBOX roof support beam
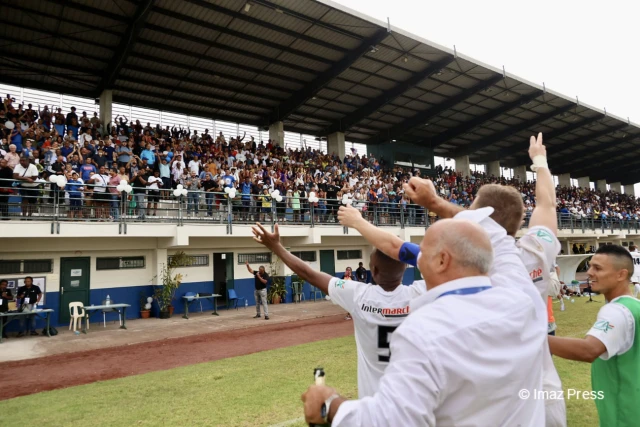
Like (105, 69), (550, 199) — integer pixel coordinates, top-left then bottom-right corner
(454, 103), (575, 157)
(552, 133), (638, 175)
(543, 123), (629, 167)
(269, 29), (389, 123)
(323, 55), (454, 134)
(112, 86), (270, 118)
(0, 22), (116, 51)
(135, 38), (308, 86)
(0, 54), (101, 78)
(43, 0), (129, 23)
(97, 0), (155, 93)
(181, 0), (347, 53)
(571, 147), (640, 181)
(429, 90), (544, 148)
(127, 54), (294, 95)
(477, 114), (605, 163)
(151, 7), (333, 66)
(113, 96), (266, 128)
(371, 74), (504, 144)
(0, 75), (100, 100)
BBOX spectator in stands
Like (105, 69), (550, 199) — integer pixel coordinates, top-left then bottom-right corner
(13, 156), (39, 218)
(147, 169), (163, 217)
(0, 159), (12, 219)
(4, 144), (19, 169)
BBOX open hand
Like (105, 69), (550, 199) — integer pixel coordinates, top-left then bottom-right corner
(403, 177), (440, 210)
(528, 132), (546, 161)
(337, 205), (365, 228)
(251, 223), (281, 250)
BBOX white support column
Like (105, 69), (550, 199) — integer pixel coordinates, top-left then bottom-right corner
(624, 184), (636, 197)
(327, 132), (346, 160)
(558, 173), (571, 187)
(454, 155), (470, 177)
(513, 165), (528, 182)
(487, 160), (500, 178)
(268, 121), (284, 147)
(577, 177), (590, 189)
(596, 179), (608, 192)
(154, 248), (168, 287)
(99, 89), (112, 128)
(610, 182), (621, 193)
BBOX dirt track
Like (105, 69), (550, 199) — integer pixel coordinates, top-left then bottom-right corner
(0, 314), (353, 401)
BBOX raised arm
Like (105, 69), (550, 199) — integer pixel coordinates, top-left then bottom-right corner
(528, 132), (558, 235)
(403, 177), (463, 219)
(337, 205), (404, 262)
(244, 261), (254, 275)
(251, 223), (333, 294)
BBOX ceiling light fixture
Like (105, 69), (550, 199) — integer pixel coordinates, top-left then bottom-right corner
(403, 56), (408, 63)
(244, 3), (251, 12)
(370, 46), (378, 53)
(275, 8), (283, 14)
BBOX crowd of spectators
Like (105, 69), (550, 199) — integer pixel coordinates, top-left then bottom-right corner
(2, 93), (640, 225)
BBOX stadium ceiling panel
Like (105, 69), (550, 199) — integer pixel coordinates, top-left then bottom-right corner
(2, 0), (638, 180)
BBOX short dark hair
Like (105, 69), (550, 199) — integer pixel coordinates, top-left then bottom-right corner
(0, 279), (7, 285)
(630, 245), (637, 252)
(595, 245), (634, 280)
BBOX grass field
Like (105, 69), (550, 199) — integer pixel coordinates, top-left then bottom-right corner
(0, 294), (606, 427)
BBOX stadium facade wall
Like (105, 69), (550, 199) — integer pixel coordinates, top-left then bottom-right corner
(1, 224), (636, 331)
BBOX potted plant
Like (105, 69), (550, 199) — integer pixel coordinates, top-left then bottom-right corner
(268, 257), (287, 304)
(139, 293), (152, 318)
(153, 251), (192, 318)
(267, 277), (287, 304)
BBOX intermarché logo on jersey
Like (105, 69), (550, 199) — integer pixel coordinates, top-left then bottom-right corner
(529, 268), (543, 283)
(361, 304), (410, 318)
(335, 280), (345, 289)
(592, 320), (614, 333)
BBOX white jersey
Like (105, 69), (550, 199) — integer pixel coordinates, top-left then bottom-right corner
(517, 226), (562, 300)
(327, 277), (426, 398)
(630, 251), (640, 283)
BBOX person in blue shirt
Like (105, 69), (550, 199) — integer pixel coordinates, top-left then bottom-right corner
(222, 170), (235, 188)
(60, 140), (74, 158)
(80, 158), (97, 182)
(140, 143), (155, 167)
(241, 177), (252, 220)
(65, 172), (84, 219)
(9, 120), (24, 153)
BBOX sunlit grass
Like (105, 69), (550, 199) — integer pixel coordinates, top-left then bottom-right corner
(0, 294), (606, 427)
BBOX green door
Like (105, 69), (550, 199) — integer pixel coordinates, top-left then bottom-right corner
(225, 252), (234, 290)
(414, 265), (423, 280)
(319, 250), (335, 275)
(59, 257), (91, 324)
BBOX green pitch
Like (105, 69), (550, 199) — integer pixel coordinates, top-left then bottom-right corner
(0, 295), (604, 427)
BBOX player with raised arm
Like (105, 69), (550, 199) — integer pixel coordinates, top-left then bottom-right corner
(401, 133), (565, 426)
(250, 223), (426, 398)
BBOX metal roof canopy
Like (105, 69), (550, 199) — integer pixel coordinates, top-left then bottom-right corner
(1, 0), (638, 182)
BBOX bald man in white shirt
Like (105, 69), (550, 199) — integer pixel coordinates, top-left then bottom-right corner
(299, 218), (545, 426)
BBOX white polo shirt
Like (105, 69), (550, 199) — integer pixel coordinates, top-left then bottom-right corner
(333, 276), (545, 427)
(328, 278), (426, 398)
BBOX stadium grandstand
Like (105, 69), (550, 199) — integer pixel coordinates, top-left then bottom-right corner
(0, 0), (638, 354)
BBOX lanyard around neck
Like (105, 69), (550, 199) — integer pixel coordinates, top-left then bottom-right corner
(437, 286), (491, 300)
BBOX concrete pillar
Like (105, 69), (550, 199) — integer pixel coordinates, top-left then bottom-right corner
(558, 173), (571, 187)
(610, 182), (621, 193)
(154, 248), (168, 287)
(596, 179), (607, 192)
(269, 121), (284, 147)
(99, 89), (112, 127)
(454, 155), (470, 177)
(513, 165), (528, 182)
(577, 177), (590, 189)
(624, 184), (636, 197)
(327, 132), (346, 160)
(487, 160), (500, 178)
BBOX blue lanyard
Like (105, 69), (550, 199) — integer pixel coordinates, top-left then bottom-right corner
(437, 286), (491, 299)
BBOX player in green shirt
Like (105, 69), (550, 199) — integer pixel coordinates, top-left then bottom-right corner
(549, 245), (640, 427)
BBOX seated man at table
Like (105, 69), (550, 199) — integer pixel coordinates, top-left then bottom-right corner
(16, 276), (42, 337)
(1, 279), (13, 339)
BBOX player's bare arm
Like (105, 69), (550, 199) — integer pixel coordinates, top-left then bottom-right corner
(403, 177), (463, 218)
(252, 223), (333, 294)
(337, 205), (404, 261)
(548, 335), (606, 363)
(528, 132), (558, 235)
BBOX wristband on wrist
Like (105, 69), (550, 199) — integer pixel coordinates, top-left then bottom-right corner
(530, 155), (549, 172)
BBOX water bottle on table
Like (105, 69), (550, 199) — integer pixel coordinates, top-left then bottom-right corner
(106, 295), (111, 306)
(245, 300), (248, 308)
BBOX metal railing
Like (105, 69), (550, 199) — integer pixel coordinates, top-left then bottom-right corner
(1, 178), (638, 235)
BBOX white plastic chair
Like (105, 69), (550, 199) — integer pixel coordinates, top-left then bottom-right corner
(69, 302), (85, 332)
